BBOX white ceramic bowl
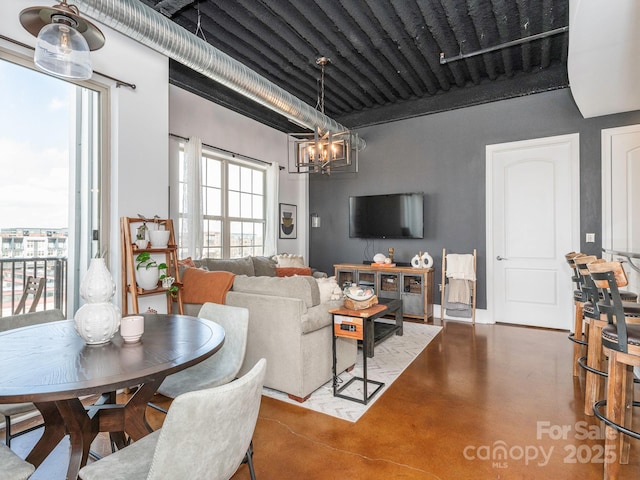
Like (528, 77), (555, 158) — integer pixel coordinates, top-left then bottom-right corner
(121, 315), (144, 343)
(344, 285), (375, 301)
(122, 334), (143, 343)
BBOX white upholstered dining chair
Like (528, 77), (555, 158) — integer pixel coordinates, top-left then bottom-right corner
(79, 358), (266, 480)
(0, 443), (35, 480)
(149, 302), (249, 413)
(0, 309), (65, 446)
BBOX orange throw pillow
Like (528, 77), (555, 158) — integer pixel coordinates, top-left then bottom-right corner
(181, 268), (235, 304)
(275, 267), (312, 277)
(178, 257), (196, 267)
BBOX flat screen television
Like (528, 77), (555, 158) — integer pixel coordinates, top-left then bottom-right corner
(349, 192), (424, 239)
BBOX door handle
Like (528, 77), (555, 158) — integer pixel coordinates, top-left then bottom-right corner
(496, 256), (508, 261)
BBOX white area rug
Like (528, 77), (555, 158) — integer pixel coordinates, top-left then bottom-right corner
(262, 321), (442, 422)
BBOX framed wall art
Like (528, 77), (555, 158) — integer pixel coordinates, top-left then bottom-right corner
(279, 203), (297, 239)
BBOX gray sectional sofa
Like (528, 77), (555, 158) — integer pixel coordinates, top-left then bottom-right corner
(181, 256), (356, 402)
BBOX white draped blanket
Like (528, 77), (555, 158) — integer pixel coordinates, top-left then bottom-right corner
(445, 253), (476, 281)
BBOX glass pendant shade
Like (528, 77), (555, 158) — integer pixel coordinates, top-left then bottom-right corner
(34, 21), (92, 80)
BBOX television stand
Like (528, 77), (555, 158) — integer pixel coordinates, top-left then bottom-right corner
(334, 263), (434, 322)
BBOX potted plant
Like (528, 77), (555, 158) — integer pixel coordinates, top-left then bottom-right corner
(135, 223), (148, 249)
(135, 251), (159, 290)
(159, 263), (179, 299)
(149, 228), (170, 248)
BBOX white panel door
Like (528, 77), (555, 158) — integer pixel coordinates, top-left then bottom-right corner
(486, 134), (580, 329)
(602, 125), (640, 295)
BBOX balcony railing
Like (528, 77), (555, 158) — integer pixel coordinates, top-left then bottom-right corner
(0, 257), (67, 317)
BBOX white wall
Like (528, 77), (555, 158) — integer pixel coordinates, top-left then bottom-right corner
(169, 86), (308, 260)
(2, 0), (169, 312)
(569, 0), (640, 118)
(1, 1), (309, 312)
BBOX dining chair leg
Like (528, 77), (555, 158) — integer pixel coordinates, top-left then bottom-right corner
(620, 362), (633, 465)
(244, 440), (257, 480)
(147, 402), (168, 414)
(584, 318), (606, 416)
(604, 351), (624, 480)
(4, 415), (10, 446)
(573, 301), (585, 377)
(4, 415), (45, 448)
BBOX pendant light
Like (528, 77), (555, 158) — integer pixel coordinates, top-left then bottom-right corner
(19, 0), (105, 80)
(289, 56), (359, 175)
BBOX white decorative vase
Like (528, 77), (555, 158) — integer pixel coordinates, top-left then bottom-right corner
(74, 258), (121, 345)
(79, 258), (116, 303)
(136, 266), (159, 290)
(421, 251), (434, 268)
(74, 303), (121, 345)
(411, 252), (434, 268)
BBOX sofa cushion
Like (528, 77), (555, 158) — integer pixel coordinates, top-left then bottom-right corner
(273, 253), (305, 268)
(232, 275), (320, 308)
(252, 256), (277, 276)
(275, 267), (312, 277)
(300, 276), (321, 306)
(316, 276), (342, 303)
(178, 257), (197, 279)
(302, 299), (345, 334)
(195, 256), (255, 276)
(182, 268), (235, 305)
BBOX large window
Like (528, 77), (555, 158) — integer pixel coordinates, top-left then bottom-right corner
(178, 147), (266, 259)
(0, 50), (108, 316)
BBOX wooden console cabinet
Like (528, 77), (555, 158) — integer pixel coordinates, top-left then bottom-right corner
(334, 263), (434, 322)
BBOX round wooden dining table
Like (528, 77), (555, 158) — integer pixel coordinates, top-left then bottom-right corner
(0, 313), (225, 480)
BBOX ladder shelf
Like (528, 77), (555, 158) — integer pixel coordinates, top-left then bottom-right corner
(120, 217), (184, 315)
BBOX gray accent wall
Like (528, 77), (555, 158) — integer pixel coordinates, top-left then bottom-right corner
(308, 88), (640, 309)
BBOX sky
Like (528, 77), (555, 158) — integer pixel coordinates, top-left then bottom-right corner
(0, 58), (70, 229)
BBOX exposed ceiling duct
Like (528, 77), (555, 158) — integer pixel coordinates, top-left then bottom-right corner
(73, 0), (365, 150)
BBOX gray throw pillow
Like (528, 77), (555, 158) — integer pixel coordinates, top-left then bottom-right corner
(201, 256), (255, 276)
(251, 256), (277, 276)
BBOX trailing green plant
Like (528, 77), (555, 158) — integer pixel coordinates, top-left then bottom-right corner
(135, 252), (157, 270)
(134, 254), (178, 297)
(159, 263), (179, 299)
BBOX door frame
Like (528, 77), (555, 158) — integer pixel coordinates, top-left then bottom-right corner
(601, 124), (640, 250)
(485, 133), (581, 325)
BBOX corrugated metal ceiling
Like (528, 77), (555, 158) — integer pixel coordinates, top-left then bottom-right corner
(142, 0), (569, 132)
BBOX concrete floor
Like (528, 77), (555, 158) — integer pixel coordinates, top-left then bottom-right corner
(4, 320), (640, 479)
(238, 321), (640, 479)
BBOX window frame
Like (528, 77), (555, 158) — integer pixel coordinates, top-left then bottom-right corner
(0, 46), (110, 315)
(178, 145), (267, 260)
